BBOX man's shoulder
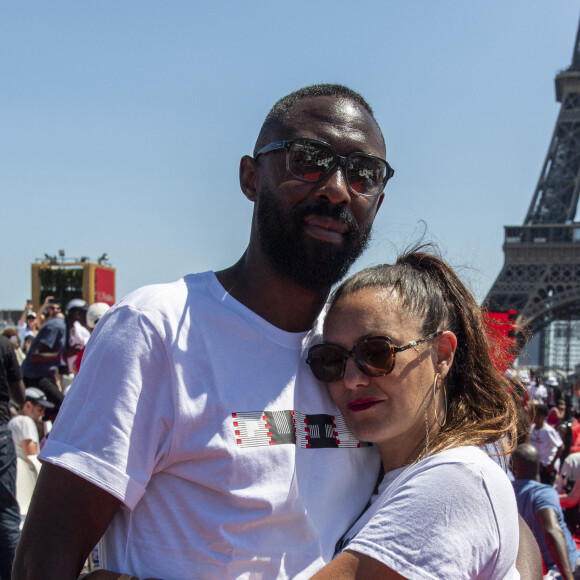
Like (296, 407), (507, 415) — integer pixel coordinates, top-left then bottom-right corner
(0, 334), (12, 353)
(103, 271), (220, 331)
(117, 271), (215, 309)
(514, 478), (558, 503)
(41, 318), (66, 333)
(8, 413), (33, 431)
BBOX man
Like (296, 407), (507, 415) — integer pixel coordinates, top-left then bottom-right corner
(512, 444), (580, 579)
(8, 387), (53, 465)
(20, 298), (66, 417)
(0, 334), (25, 579)
(8, 388), (54, 522)
(530, 403), (565, 485)
(14, 85), (391, 579)
(63, 298), (90, 376)
(74, 302), (110, 374)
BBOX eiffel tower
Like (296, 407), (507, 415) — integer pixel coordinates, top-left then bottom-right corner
(484, 19), (580, 371)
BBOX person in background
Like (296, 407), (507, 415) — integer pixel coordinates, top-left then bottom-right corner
(513, 443), (580, 579)
(20, 299), (66, 418)
(8, 388), (53, 466)
(16, 304), (37, 346)
(0, 334), (25, 579)
(548, 399), (567, 427)
(558, 450), (580, 536)
(74, 302), (110, 375)
(530, 404), (565, 485)
(64, 299), (90, 376)
(36, 296), (61, 328)
(21, 336), (34, 357)
(2, 330), (25, 366)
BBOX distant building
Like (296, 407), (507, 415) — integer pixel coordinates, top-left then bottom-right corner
(31, 258), (115, 311)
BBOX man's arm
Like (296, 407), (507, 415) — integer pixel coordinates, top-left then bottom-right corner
(517, 515), (543, 580)
(18, 301), (33, 328)
(536, 507), (574, 579)
(310, 550), (404, 579)
(9, 378), (25, 409)
(12, 463), (121, 580)
(27, 340), (62, 365)
(547, 443), (565, 474)
(561, 475), (580, 508)
(20, 439), (38, 464)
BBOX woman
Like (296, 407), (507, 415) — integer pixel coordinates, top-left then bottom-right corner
(306, 250), (520, 579)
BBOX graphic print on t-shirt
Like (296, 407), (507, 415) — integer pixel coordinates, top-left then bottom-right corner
(232, 410), (370, 448)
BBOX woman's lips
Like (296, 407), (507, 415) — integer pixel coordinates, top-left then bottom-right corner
(346, 398), (382, 412)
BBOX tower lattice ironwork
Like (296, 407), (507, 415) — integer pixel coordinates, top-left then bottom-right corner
(484, 21), (580, 345)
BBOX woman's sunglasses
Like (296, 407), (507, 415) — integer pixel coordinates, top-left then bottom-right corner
(306, 331), (442, 383)
(255, 137), (394, 198)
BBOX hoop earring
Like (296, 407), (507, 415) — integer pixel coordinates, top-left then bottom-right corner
(417, 349), (430, 455)
(433, 373), (447, 428)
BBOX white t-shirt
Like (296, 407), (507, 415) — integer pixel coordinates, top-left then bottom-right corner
(559, 452), (580, 492)
(338, 446), (520, 580)
(40, 272), (381, 580)
(530, 422), (563, 466)
(8, 414), (39, 462)
(531, 383), (548, 405)
(17, 320), (36, 345)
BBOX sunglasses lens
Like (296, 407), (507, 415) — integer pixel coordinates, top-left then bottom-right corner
(307, 345), (345, 382)
(346, 154), (388, 196)
(288, 139), (335, 181)
(356, 338), (394, 376)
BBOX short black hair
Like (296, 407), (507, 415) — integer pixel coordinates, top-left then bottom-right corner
(255, 84), (383, 153)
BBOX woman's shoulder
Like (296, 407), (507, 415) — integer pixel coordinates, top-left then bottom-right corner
(394, 446), (512, 496)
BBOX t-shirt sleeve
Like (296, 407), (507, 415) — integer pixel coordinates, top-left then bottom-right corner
(345, 459), (518, 580)
(531, 484), (561, 513)
(10, 416), (39, 445)
(39, 304), (175, 510)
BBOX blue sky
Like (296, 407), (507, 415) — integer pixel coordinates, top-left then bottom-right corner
(2, 1), (578, 310)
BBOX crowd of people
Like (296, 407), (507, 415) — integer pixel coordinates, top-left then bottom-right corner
(0, 297), (110, 578)
(1, 83), (577, 579)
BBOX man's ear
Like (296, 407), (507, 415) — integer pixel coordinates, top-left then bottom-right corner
(239, 155), (258, 202)
(436, 331), (457, 379)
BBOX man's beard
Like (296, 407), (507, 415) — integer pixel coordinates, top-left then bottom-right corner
(256, 186), (372, 291)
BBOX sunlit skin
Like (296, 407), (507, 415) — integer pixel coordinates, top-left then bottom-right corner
(322, 288), (456, 472)
(28, 403), (45, 423)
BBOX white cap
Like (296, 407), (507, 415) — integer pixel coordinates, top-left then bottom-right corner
(66, 298), (88, 311)
(86, 302), (110, 328)
(25, 387), (55, 408)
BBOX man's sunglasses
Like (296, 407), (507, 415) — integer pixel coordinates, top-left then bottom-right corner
(306, 331), (442, 383)
(255, 137), (394, 198)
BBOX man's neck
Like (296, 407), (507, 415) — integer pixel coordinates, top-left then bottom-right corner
(216, 252), (330, 333)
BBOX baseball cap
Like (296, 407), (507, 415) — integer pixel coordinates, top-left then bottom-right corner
(25, 387), (55, 408)
(546, 376), (559, 386)
(86, 302), (110, 328)
(26, 309), (37, 319)
(66, 298), (88, 311)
